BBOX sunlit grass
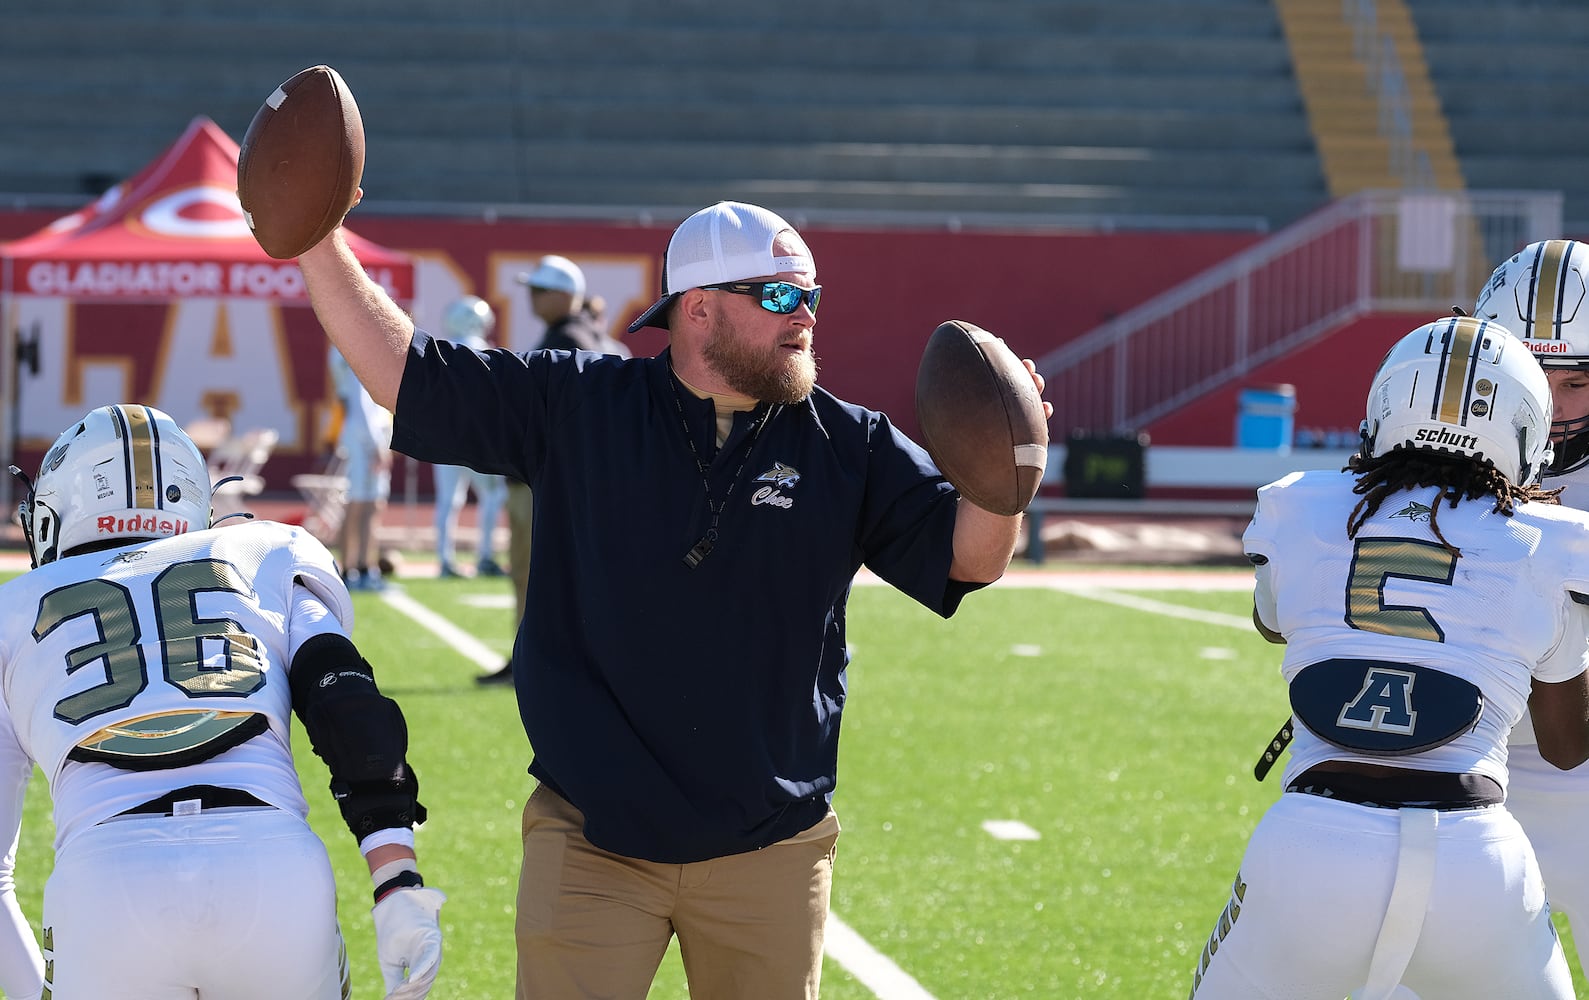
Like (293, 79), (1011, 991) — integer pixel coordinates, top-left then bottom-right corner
(2, 571), (1582, 997)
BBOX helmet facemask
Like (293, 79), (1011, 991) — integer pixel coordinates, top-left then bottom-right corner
(9, 465), (55, 569)
(1548, 410), (1589, 475)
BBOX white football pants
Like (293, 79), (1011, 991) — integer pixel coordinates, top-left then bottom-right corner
(1190, 792), (1572, 999)
(43, 807), (348, 998)
(1507, 741), (1589, 981)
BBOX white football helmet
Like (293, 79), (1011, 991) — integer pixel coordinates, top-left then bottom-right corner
(1473, 239), (1589, 473)
(441, 295), (496, 349)
(19, 404), (211, 567)
(1473, 239), (1589, 369)
(1361, 316), (1553, 485)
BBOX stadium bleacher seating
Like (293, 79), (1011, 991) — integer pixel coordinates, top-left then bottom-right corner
(1407, 0), (1589, 230)
(7, 3), (1584, 235)
(0, 0), (1323, 228)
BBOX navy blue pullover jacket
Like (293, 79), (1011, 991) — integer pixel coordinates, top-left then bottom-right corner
(393, 330), (978, 862)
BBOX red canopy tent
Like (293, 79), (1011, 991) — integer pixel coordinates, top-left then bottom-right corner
(0, 115), (412, 508)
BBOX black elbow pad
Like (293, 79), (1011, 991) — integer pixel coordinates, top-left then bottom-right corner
(289, 632), (427, 839)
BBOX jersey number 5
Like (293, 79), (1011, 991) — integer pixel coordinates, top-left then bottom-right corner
(1345, 537), (1458, 643)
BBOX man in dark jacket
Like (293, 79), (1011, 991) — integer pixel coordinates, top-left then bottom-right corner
(296, 201), (1047, 999)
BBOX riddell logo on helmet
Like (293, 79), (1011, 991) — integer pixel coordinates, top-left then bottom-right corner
(1529, 341), (1573, 354)
(1413, 427), (1480, 450)
(96, 514), (188, 535)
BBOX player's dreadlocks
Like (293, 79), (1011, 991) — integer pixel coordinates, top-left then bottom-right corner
(1345, 447), (1562, 556)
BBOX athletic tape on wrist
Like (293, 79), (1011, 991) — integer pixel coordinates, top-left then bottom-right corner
(373, 869), (425, 904)
(371, 858), (423, 903)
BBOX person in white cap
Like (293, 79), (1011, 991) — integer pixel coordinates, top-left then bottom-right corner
(470, 256), (637, 685)
(517, 254), (631, 357)
(460, 255), (638, 686)
(293, 199), (1050, 999)
(520, 254), (583, 303)
(328, 344), (394, 591)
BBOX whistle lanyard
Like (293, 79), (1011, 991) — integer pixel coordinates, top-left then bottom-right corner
(667, 373), (769, 568)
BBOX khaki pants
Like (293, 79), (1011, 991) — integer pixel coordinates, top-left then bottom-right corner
(515, 786), (838, 1000)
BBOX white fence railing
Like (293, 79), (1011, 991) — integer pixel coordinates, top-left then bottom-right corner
(1034, 189), (1564, 436)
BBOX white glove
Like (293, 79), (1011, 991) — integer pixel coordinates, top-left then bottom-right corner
(372, 886), (446, 999)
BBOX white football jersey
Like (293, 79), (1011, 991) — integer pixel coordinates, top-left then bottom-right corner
(1245, 470), (1589, 789)
(0, 521), (352, 850)
(1507, 461), (1589, 749)
(1546, 459), (1589, 511)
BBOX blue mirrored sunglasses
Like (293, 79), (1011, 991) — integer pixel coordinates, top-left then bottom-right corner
(700, 281), (821, 317)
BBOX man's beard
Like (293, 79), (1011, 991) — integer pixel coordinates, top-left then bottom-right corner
(702, 314), (818, 404)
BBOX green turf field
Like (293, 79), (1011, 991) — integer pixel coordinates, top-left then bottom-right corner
(4, 572), (1585, 997)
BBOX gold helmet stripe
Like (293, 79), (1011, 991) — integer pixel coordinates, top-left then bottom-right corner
(109, 404), (160, 509)
(1434, 317), (1482, 425)
(1528, 240), (1574, 341)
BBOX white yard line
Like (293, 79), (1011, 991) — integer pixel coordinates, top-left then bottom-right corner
(824, 915), (941, 999)
(854, 565), (1254, 593)
(379, 586), (938, 1000)
(1006, 569), (1255, 592)
(982, 819), (1042, 841)
(1052, 587), (1254, 630)
(379, 589), (503, 672)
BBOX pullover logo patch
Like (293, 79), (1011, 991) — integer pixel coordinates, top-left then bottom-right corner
(755, 463), (801, 488)
(752, 462), (800, 509)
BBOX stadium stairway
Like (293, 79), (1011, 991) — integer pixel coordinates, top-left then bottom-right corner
(1275, 0), (1463, 197)
(1274, 0), (1486, 303)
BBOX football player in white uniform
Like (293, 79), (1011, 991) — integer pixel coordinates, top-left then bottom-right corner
(1473, 239), (1589, 979)
(329, 345), (395, 590)
(430, 296), (507, 579)
(1191, 318), (1589, 999)
(0, 405), (444, 999)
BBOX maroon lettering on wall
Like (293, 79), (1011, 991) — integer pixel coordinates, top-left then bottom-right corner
(4, 208), (1272, 488)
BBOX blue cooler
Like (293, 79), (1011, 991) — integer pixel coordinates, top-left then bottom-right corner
(1235, 384), (1296, 452)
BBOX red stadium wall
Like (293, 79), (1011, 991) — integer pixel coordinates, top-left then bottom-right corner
(1141, 313), (1422, 448)
(2, 206), (1452, 490)
(2, 207), (1263, 486)
(342, 214), (1264, 438)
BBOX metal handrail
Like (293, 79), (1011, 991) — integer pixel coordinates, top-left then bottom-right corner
(1036, 189), (1563, 435)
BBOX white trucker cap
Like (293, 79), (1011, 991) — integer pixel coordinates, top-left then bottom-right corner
(627, 201), (813, 333)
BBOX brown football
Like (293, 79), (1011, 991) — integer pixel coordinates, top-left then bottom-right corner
(237, 65), (364, 260)
(915, 319), (1050, 516)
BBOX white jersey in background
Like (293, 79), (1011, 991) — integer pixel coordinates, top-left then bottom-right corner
(1544, 461), (1589, 512)
(1504, 458), (1589, 752)
(1506, 456), (1589, 983)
